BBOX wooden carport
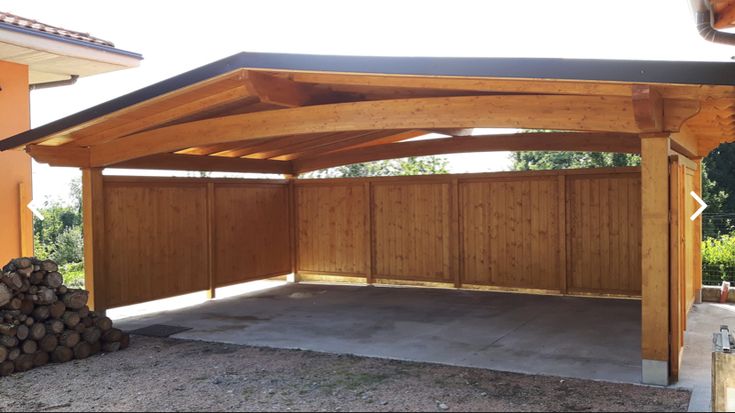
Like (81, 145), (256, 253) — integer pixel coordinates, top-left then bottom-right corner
(3, 52), (735, 386)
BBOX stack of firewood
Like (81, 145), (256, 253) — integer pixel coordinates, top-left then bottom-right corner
(0, 257), (129, 376)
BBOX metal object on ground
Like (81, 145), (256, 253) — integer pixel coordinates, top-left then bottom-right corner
(712, 325), (735, 412)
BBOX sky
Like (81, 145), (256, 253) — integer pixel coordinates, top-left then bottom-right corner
(3, 0), (735, 202)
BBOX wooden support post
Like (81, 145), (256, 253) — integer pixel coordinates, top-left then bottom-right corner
(558, 174), (568, 295)
(451, 178), (461, 288)
(18, 182), (33, 257)
(640, 134), (671, 386)
(82, 168), (105, 313)
(286, 174), (300, 283)
(669, 156), (683, 381)
(693, 159), (703, 304)
(364, 181), (374, 285)
(206, 182), (216, 299)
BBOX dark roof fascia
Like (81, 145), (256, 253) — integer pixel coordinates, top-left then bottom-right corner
(2, 52), (735, 151)
(0, 20), (143, 60)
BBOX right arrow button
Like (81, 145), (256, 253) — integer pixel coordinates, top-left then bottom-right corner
(690, 191), (708, 221)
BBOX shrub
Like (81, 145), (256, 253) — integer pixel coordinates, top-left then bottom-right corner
(702, 235), (735, 285)
(58, 261), (85, 289)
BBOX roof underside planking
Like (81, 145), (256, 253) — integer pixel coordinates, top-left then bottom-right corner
(3, 52), (735, 175)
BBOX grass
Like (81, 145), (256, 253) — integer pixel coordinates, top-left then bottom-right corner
(59, 261), (85, 289)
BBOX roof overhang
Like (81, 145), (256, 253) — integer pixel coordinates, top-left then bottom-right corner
(0, 20), (142, 84)
(3, 52), (735, 174)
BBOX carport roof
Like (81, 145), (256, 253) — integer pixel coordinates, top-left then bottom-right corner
(5, 52), (735, 174)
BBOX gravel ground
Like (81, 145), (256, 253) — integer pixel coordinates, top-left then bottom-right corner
(0, 336), (690, 412)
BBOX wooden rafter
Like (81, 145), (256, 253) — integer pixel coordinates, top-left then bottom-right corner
(67, 86), (256, 148)
(176, 137), (274, 156)
(88, 94), (656, 167)
(292, 132), (641, 173)
(238, 132), (354, 159)
(274, 130), (427, 161)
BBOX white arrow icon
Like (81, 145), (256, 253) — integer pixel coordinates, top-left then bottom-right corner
(27, 199), (44, 221)
(690, 191), (707, 221)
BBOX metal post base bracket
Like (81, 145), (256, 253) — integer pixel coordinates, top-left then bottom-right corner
(642, 359), (669, 386)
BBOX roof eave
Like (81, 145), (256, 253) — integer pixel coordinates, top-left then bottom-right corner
(3, 52), (735, 151)
(0, 21), (142, 60)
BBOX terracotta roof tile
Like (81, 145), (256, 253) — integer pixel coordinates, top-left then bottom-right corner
(0, 11), (115, 47)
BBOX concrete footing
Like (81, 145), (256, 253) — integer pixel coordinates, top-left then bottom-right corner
(642, 359), (669, 386)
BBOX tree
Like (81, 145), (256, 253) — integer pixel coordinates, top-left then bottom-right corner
(511, 151), (640, 171)
(33, 180), (84, 266)
(305, 156), (449, 178)
(703, 143), (735, 211)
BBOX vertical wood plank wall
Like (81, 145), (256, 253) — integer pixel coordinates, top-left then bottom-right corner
(92, 167), (642, 309)
(97, 176), (291, 308)
(296, 167), (642, 296)
(567, 173), (642, 295)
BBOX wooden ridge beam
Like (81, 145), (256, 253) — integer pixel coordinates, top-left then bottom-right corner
(89, 94), (649, 167)
(292, 132), (641, 173)
(111, 153), (293, 174)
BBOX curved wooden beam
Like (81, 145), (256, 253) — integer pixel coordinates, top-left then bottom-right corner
(292, 132), (641, 173)
(89, 95), (643, 167)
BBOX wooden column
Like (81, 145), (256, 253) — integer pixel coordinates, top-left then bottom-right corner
(206, 182), (216, 299)
(558, 173), (568, 295)
(640, 134), (671, 386)
(82, 168), (106, 313)
(364, 181), (374, 285)
(18, 181), (33, 257)
(286, 174), (300, 283)
(693, 159), (704, 304)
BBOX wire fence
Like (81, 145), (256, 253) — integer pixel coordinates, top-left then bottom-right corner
(702, 212), (735, 286)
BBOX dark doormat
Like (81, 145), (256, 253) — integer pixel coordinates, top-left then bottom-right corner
(128, 324), (192, 338)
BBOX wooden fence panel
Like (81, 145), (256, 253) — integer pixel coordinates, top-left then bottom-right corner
(461, 177), (561, 290)
(213, 183), (291, 287)
(102, 181), (209, 308)
(372, 182), (452, 282)
(567, 172), (642, 295)
(99, 177), (291, 308)
(295, 183), (369, 276)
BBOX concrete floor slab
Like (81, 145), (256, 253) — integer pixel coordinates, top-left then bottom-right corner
(115, 282), (642, 384)
(676, 302), (735, 412)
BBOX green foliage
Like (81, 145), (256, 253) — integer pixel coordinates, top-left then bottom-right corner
(704, 143), (735, 211)
(306, 156), (449, 178)
(702, 235), (735, 285)
(511, 151), (640, 171)
(33, 177), (84, 269)
(58, 261), (85, 289)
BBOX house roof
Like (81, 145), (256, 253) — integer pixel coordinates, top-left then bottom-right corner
(0, 11), (115, 47)
(0, 11), (142, 84)
(2, 52), (735, 174)
(0, 11), (140, 58)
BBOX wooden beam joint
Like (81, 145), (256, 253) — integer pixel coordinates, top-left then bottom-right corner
(633, 85), (664, 132)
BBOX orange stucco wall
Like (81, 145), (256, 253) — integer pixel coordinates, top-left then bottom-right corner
(0, 60), (32, 261)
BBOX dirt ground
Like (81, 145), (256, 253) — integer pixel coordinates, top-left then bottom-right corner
(0, 336), (689, 412)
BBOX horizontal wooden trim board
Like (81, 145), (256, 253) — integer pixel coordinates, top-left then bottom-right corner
(111, 153), (293, 174)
